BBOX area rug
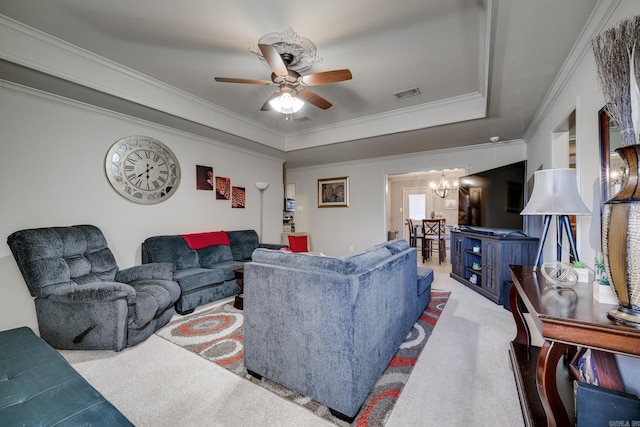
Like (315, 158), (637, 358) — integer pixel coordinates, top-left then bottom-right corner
(156, 291), (450, 426)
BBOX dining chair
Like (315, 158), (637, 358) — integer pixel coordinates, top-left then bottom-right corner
(422, 219), (446, 264)
(439, 218), (449, 262)
(406, 219), (424, 249)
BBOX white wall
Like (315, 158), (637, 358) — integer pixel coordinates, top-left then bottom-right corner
(286, 142), (526, 256)
(0, 82), (284, 333)
(525, 0), (640, 268)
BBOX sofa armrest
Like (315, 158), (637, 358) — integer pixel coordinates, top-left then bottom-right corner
(115, 262), (175, 283)
(258, 243), (289, 250)
(47, 282), (135, 304)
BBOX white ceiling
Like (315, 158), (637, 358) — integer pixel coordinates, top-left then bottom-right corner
(0, 0), (600, 168)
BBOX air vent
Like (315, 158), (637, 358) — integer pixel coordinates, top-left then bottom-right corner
(293, 116), (311, 122)
(393, 87), (421, 100)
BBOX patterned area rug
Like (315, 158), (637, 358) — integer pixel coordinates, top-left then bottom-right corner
(156, 291), (450, 426)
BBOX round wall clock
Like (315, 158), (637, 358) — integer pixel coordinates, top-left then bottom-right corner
(105, 136), (181, 204)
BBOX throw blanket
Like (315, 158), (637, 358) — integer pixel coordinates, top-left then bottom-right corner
(180, 231), (230, 250)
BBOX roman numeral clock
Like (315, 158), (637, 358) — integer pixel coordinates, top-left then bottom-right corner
(105, 136), (181, 204)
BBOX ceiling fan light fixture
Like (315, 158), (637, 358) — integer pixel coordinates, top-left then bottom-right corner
(269, 89), (304, 114)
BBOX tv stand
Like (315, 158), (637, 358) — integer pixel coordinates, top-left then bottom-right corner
(450, 229), (538, 303)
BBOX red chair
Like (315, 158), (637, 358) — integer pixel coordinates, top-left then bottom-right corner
(288, 234), (309, 252)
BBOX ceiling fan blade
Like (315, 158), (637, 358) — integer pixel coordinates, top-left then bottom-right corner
(300, 69), (353, 86)
(214, 77), (271, 85)
(297, 89), (332, 110)
(258, 43), (289, 78)
(261, 92), (280, 111)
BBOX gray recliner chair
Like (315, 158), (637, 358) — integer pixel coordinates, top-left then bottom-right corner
(7, 225), (181, 351)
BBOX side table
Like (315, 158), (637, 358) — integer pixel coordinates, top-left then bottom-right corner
(233, 268), (244, 310)
(508, 265), (640, 426)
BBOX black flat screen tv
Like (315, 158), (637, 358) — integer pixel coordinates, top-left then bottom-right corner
(458, 161), (527, 231)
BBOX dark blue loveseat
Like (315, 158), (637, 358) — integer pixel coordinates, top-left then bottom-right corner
(142, 229), (285, 314)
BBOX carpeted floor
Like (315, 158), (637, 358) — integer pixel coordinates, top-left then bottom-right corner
(155, 291), (450, 426)
(59, 267), (527, 426)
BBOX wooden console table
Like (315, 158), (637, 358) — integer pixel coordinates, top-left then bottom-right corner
(508, 265), (640, 427)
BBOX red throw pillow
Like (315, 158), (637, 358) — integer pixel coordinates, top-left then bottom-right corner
(288, 235), (308, 253)
(181, 231), (230, 250)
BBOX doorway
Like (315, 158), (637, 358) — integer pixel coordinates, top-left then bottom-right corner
(551, 108), (578, 262)
(387, 169), (465, 243)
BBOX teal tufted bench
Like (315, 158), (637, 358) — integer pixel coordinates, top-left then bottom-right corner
(0, 327), (132, 426)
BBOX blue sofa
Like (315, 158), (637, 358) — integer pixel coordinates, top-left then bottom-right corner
(0, 327), (132, 426)
(142, 230), (285, 314)
(243, 239), (432, 422)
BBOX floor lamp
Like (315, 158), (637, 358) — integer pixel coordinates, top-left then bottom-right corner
(520, 169), (591, 268)
(255, 181), (269, 243)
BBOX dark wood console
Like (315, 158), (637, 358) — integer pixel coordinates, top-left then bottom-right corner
(450, 230), (538, 303)
(508, 265), (640, 426)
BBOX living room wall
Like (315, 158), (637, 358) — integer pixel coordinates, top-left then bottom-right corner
(524, 0), (640, 270)
(286, 141), (526, 257)
(0, 82), (284, 333)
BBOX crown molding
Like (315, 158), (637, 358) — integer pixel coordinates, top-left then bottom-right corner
(0, 14), (286, 150)
(523, 0), (622, 140)
(0, 4), (492, 152)
(284, 92), (487, 150)
(0, 79), (286, 164)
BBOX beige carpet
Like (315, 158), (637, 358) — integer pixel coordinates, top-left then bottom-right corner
(60, 268), (526, 426)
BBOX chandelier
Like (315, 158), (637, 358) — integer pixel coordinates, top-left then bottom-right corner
(431, 172), (456, 199)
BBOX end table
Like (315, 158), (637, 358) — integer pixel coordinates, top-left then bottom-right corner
(233, 268), (244, 310)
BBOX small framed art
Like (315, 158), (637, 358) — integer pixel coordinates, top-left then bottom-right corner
(232, 186), (245, 208)
(215, 176), (231, 200)
(196, 165), (213, 190)
(318, 176), (349, 208)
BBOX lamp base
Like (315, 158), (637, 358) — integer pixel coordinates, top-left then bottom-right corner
(607, 306), (640, 328)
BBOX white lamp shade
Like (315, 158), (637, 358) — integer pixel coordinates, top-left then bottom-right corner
(255, 181), (269, 190)
(269, 91), (304, 114)
(521, 168), (591, 216)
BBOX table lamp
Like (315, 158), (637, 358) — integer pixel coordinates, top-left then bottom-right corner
(520, 168), (591, 267)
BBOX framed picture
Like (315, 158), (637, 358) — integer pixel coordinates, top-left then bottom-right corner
(231, 186), (245, 208)
(215, 176), (231, 200)
(318, 176), (349, 208)
(444, 198), (457, 210)
(196, 165), (213, 190)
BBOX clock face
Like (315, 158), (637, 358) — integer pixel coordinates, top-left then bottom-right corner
(105, 136), (181, 204)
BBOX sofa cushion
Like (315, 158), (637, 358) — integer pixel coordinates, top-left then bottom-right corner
(144, 236), (199, 269)
(181, 231), (230, 250)
(198, 244), (234, 267)
(173, 267), (226, 292)
(7, 225), (120, 297)
(417, 267), (434, 296)
(226, 230), (259, 261)
(384, 239), (410, 254)
(340, 246), (393, 274)
(252, 248), (352, 274)
(205, 260), (245, 280)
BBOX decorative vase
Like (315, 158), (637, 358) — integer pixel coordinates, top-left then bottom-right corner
(602, 144), (640, 326)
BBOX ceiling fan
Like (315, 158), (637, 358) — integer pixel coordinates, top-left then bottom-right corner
(214, 43), (352, 113)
